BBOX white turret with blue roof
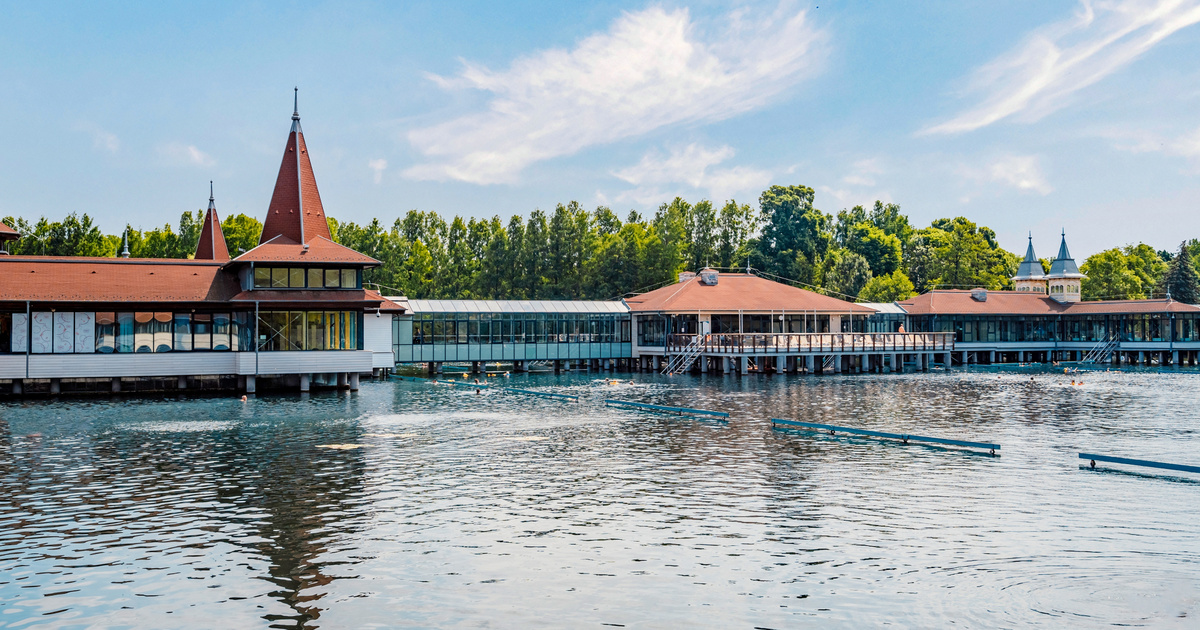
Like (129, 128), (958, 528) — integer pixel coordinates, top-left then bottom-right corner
(1011, 233), (1047, 294)
(1046, 229), (1086, 302)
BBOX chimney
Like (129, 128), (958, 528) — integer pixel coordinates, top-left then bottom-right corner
(678, 271), (697, 283)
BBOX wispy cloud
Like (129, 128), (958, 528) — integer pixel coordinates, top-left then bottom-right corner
(368, 158), (388, 184)
(988, 155), (1054, 194)
(611, 143), (772, 205)
(405, 2), (826, 184)
(924, 0), (1200, 135)
(158, 142), (215, 167)
(1107, 124), (1200, 159)
(77, 123), (120, 153)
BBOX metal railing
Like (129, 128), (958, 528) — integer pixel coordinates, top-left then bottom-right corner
(664, 332), (955, 355)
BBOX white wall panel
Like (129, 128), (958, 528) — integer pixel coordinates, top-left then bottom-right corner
(31, 312), (52, 354)
(254, 351), (372, 375)
(11, 314), (27, 353)
(0, 356), (24, 379)
(53, 312), (74, 353)
(74, 312), (95, 353)
(27, 353), (241, 379)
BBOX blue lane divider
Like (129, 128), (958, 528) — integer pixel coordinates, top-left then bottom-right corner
(503, 388), (579, 401)
(771, 418), (999, 453)
(604, 399), (729, 419)
(1080, 453), (1200, 474)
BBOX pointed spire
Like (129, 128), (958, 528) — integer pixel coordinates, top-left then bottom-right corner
(1013, 232), (1043, 280)
(1048, 229), (1081, 277)
(259, 90), (330, 246)
(120, 228), (130, 258)
(195, 181), (230, 261)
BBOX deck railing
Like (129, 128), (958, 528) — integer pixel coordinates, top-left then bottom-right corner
(664, 332), (955, 354)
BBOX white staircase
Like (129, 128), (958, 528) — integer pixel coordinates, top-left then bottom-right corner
(1082, 334), (1119, 363)
(662, 335), (708, 375)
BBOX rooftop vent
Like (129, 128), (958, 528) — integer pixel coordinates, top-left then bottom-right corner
(678, 271), (697, 283)
(970, 288), (987, 302)
(699, 268), (719, 285)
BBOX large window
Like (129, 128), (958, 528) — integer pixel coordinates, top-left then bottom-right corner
(256, 310), (360, 351)
(252, 267), (361, 290)
(410, 312), (630, 346)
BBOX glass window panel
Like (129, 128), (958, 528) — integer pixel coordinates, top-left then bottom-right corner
(213, 313), (230, 351)
(307, 312), (326, 350)
(154, 312), (173, 352)
(288, 311), (305, 350)
(309, 268), (323, 289)
(116, 312), (135, 353)
(347, 312), (358, 349)
(96, 312), (116, 353)
(193, 313), (213, 350)
(134, 312), (154, 353)
(271, 268), (289, 288)
(325, 269), (340, 288)
(289, 268), (305, 288)
(254, 267), (271, 288)
(0, 313), (9, 354)
(174, 313), (192, 351)
(341, 269), (356, 289)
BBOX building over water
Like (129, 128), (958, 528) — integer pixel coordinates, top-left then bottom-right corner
(0, 96), (403, 395)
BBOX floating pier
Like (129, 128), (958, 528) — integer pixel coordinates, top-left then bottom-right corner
(771, 419), (999, 454)
(604, 399), (729, 419)
(391, 375), (430, 383)
(1080, 452), (1200, 474)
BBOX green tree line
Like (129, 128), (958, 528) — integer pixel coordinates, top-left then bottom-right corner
(5, 183), (1199, 303)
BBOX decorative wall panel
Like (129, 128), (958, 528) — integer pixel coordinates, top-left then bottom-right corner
(74, 312), (95, 354)
(11, 314), (27, 353)
(31, 312), (52, 354)
(54, 312), (74, 353)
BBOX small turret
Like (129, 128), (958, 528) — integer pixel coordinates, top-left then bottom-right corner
(1011, 233), (1047, 294)
(1047, 229), (1085, 302)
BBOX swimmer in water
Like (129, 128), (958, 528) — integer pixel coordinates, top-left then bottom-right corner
(241, 395), (248, 402)
(475, 388), (481, 394)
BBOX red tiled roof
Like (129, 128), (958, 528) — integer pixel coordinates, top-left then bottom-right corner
(625, 273), (873, 313)
(0, 258), (238, 303)
(194, 206), (229, 261)
(260, 125), (331, 245)
(898, 290), (1200, 315)
(232, 234), (379, 265)
(0, 220), (18, 239)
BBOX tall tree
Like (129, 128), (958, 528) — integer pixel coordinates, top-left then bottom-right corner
(822, 250), (873, 299)
(1161, 241), (1200, 303)
(756, 184), (832, 283)
(845, 222), (902, 275)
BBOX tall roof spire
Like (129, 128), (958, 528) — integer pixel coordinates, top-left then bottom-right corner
(195, 181), (230, 261)
(1048, 229), (1082, 278)
(259, 89), (331, 246)
(1013, 232), (1043, 280)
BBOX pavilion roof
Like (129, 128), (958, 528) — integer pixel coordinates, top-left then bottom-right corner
(898, 290), (1200, 315)
(0, 257), (237, 304)
(625, 273), (873, 314)
(232, 234), (379, 265)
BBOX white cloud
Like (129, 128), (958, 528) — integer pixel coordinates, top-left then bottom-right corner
(987, 155), (1054, 194)
(159, 142), (215, 167)
(611, 143), (771, 205)
(1108, 124), (1200, 158)
(77, 123), (119, 153)
(924, 0), (1200, 135)
(405, 3), (826, 184)
(368, 158), (388, 184)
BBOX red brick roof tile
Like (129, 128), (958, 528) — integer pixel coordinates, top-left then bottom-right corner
(0, 258), (238, 303)
(232, 234), (379, 265)
(898, 290), (1200, 315)
(260, 124), (332, 245)
(626, 273), (873, 313)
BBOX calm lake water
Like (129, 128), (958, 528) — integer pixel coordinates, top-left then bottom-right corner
(1, 368), (1198, 628)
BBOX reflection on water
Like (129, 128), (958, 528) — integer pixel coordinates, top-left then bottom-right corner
(1, 369), (1198, 628)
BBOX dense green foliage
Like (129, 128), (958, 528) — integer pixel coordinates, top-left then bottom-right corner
(5, 184), (1197, 303)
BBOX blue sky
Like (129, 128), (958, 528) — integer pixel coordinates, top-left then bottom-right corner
(1, 0), (1199, 258)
